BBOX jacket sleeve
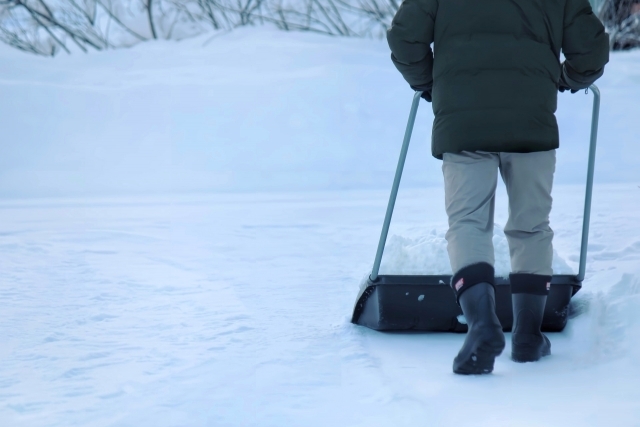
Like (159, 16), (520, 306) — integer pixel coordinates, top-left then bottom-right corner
(561, 0), (609, 89)
(386, 0), (437, 92)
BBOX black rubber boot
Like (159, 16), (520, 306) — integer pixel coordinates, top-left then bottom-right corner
(453, 282), (506, 375)
(511, 293), (551, 363)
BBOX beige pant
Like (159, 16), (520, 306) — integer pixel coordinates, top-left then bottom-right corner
(442, 150), (556, 276)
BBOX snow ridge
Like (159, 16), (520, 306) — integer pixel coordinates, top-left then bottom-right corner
(378, 223), (573, 276)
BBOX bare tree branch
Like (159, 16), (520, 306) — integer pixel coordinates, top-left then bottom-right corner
(146, 0), (156, 38)
(0, 0), (403, 56)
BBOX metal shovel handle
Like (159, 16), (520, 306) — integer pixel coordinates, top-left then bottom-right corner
(370, 91), (422, 281)
(370, 86), (600, 284)
(577, 84), (600, 282)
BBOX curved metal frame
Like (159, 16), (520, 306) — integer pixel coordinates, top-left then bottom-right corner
(369, 86), (601, 284)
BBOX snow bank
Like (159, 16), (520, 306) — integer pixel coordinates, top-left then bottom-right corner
(0, 27), (639, 198)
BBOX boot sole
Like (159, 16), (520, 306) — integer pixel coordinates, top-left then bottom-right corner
(453, 340), (505, 375)
(511, 334), (551, 363)
(511, 346), (551, 363)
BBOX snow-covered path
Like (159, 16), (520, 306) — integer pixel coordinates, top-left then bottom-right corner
(2, 184), (640, 426)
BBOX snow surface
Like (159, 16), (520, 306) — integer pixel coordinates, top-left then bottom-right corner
(1, 28), (640, 426)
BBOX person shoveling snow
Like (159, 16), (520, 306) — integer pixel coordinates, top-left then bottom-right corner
(386, 0), (609, 374)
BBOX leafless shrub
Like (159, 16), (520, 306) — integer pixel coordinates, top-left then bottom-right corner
(596, 0), (640, 50)
(0, 0), (150, 54)
(0, 0), (402, 55)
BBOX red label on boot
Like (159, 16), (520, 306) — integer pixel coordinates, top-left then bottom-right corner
(455, 278), (464, 291)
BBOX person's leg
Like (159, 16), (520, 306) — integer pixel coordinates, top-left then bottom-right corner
(499, 150), (556, 362)
(443, 151), (498, 274)
(442, 151), (505, 374)
(499, 150), (555, 276)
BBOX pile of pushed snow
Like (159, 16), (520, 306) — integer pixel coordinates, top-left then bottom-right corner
(379, 223), (573, 276)
(567, 273), (640, 363)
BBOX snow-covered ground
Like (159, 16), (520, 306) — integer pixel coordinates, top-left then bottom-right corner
(1, 28), (640, 426)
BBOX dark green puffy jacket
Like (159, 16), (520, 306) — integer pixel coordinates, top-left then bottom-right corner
(387, 0), (609, 159)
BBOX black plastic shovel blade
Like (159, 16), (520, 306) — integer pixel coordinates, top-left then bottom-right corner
(351, 275), (581, 332)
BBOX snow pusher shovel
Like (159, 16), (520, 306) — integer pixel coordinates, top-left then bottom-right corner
(351, 85), (601, 332)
